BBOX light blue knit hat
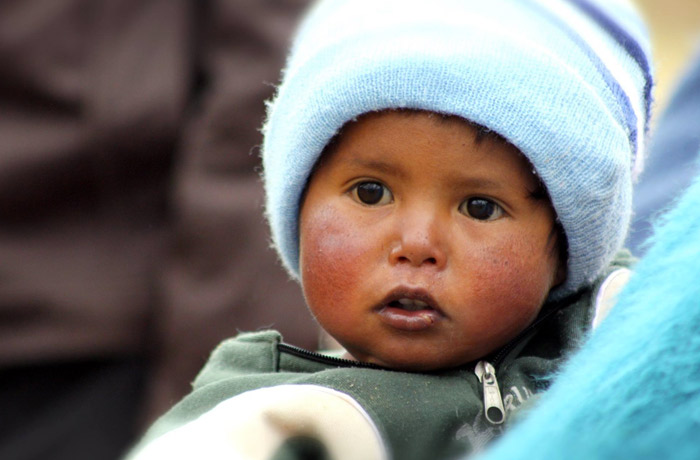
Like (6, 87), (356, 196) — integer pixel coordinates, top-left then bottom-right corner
(262, 0), (653, 297)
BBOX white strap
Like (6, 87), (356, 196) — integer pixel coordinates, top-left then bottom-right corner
(592, 268), (632, 330)
(129, 384), (388, 460)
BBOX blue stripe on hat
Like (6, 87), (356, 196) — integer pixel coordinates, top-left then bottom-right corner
(570, 0), (654, 127)
(529, 0), (639, 157)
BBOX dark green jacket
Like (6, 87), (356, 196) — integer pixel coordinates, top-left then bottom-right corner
(129, 253), (633, 460)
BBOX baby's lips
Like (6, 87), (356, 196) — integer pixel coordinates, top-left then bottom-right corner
(377, 305), (442, 332)
(377, 286), (442, 314)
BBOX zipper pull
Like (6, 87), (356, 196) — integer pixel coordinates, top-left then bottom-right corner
(474, 360), (506, 425)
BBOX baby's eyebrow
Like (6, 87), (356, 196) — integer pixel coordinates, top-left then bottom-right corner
(452, 177), (504, 190)
(344, 157), (407, 179)
(453, 176), (541, 199)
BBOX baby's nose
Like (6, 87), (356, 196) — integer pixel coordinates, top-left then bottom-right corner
(388, 210), (447, 269)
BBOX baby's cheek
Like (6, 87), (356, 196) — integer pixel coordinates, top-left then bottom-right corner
(472, 242), (553, 318)
(300, 205), (369, 310)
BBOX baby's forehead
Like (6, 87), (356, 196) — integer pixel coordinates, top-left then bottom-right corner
(310, 110), (543, 194)
(324, 110), (529, 165)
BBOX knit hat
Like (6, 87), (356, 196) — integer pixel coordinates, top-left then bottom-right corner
(262, 0), (653, 297)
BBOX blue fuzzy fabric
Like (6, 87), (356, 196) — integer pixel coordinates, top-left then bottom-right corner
(477, 154), (700, 460)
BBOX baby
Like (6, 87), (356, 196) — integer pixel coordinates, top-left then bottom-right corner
(128, 0), (653, 459)
(299, 109), (564, 371)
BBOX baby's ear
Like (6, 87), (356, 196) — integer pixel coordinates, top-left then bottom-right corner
(553, 260), (567, 288)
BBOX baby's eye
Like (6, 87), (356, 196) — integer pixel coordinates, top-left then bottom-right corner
(350, 181), (393, 205)
(459, 197), (504, 221)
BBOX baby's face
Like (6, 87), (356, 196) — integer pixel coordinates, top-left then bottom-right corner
(299, 111), (563, 371)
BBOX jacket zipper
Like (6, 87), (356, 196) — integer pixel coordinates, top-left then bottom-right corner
(474, 289), (586, 425)
(277, 342), (386, 369)
(474, 360), (506, 424)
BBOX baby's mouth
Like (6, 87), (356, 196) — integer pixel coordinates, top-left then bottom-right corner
(388, 298), (432, 312)
(377, 289), (443, 332)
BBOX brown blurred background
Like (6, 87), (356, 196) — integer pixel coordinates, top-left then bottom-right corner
(0, 2), (315, 460)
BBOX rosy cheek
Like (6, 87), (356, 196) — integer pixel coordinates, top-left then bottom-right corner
(467, 240), (553, 324)
(300, 205), (368, 317)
